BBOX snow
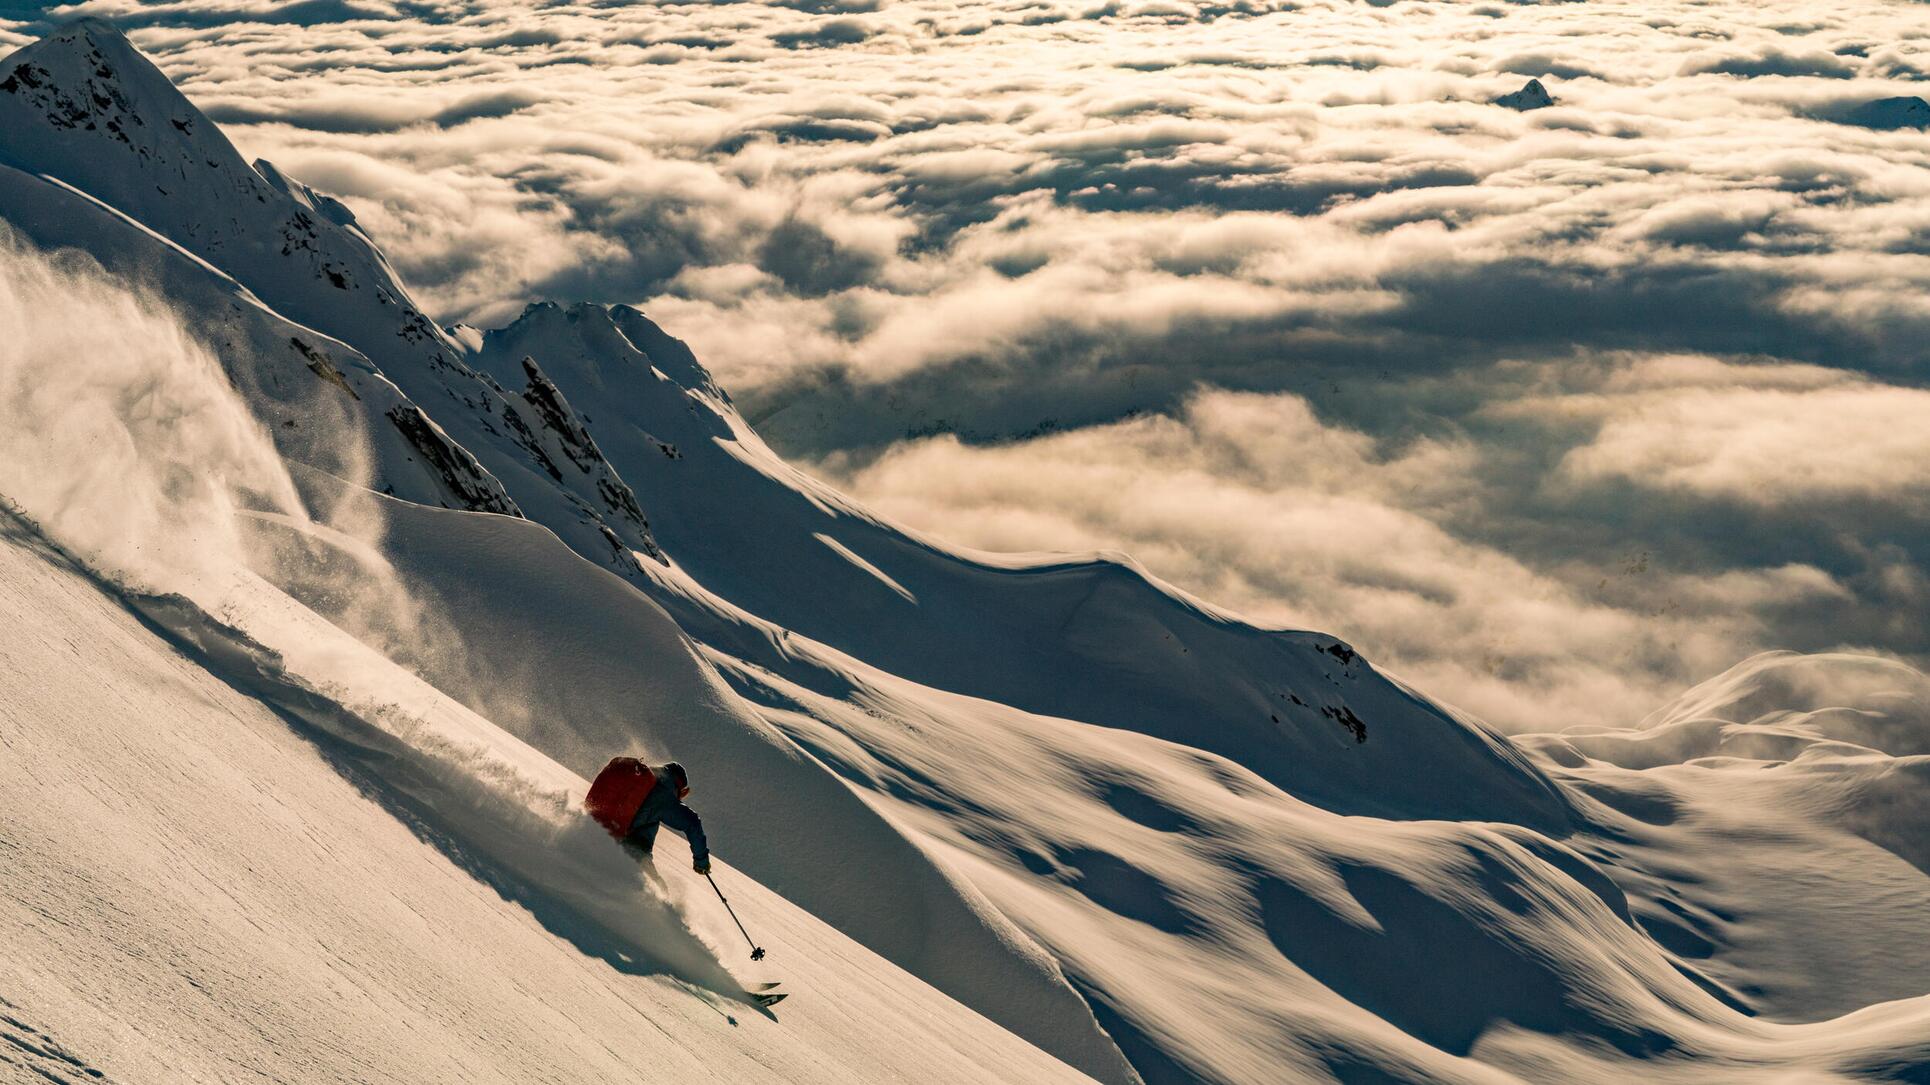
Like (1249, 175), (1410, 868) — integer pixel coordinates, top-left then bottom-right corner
(1518, 653), (1930, 1021)
(0, 18), (658, 568)
(2, 18), (1928, 1085)
(471, 304), (1574, 831)
(0, 512), (1102, 1085)
(312, 490), (1143, 1084)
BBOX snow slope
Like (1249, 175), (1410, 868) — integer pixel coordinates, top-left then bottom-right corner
(396, 269), (1930, 1081)
(460, 140), (1930, 1085)
(3, 17), (1929, 1085)
(0, 510), (1105, 1085)
(1519, 653), (1930, 1021)
(722, 630), (1930, 1083)
(0, 23), (1138, 1081)
(258, 485), (1142, 1084)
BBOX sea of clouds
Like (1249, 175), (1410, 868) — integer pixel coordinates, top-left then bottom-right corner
(3, 0), (1924, 731)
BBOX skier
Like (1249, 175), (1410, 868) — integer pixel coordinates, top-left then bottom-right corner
(585, 756), (775, 970)
(584, 757), (710, 874)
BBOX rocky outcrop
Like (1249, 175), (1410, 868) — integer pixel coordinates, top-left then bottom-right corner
(289, 336), (360, 400)
(509, 356), (661, 559)
(385, 405), (522, 516)
(520, 357), (602, 474)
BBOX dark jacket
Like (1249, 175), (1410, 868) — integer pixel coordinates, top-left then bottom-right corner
(625, 764), (708, 865)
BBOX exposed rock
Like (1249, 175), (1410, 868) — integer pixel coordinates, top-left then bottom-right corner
(1495, 78), (1555, 111)
(289, 337), (359, 400)
(1321, 703), (1370, 744)
(385, 405), (522, 516)
(521, 356), (601, 474)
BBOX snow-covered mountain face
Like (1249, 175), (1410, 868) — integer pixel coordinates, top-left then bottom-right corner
(2, 20), (1928, 1085)
(0, 19), (661, 566)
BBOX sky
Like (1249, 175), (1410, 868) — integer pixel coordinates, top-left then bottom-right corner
(3, 0), (1925, 732)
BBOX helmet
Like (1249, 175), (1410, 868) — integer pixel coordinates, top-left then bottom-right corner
(665, 761), (690, 798)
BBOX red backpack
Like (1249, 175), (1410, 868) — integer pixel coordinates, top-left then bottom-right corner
(585, 756), (657, 838)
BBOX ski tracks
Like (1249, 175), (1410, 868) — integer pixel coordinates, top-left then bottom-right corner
(0, 994), (112, 1084)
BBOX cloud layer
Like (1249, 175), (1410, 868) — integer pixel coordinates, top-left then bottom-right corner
(5, 0), (1926, 728)
(823, 360), (1929, 730)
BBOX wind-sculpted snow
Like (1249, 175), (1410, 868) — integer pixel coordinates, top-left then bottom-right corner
(473, 295), (1930, 1082)
(1517, 653), (1930, 1024)
(1553, 652), (1930, 767)
(702, 613), (1930, 1083)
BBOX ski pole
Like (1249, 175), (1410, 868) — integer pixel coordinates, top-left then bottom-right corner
(706, 871), (766, 961)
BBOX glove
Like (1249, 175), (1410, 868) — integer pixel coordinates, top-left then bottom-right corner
(693, 859), (711, 875)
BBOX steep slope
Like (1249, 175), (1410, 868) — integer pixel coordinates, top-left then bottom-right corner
(0, 512), (1104, 1085)
(0, 19), (1571, 834)
(256, 487), (1143, 1085)
(273, 472), (1697, 1085)
(0, 26), (1140, 1080)
(463, 159), (1930, 1085)
(733, 644), (1930, 1085)
(0, 158), (500, 515)
(0, 19), (656, 575)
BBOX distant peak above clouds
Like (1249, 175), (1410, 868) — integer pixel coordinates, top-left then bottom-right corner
(1493, 77), (1555, 111)
(1845, 95), (1930, 130)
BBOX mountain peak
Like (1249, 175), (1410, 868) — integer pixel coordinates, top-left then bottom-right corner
(4, 16), (168, 110)
(0, 16), (248, 199)
(34, 16), (138, 55)
(0, 20), (454, 356)
(494, 300), (638, 360)
(481, 300), (727, 402)
(1846, 95), (1930, 131)
(1495, 78), (1555, 111)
